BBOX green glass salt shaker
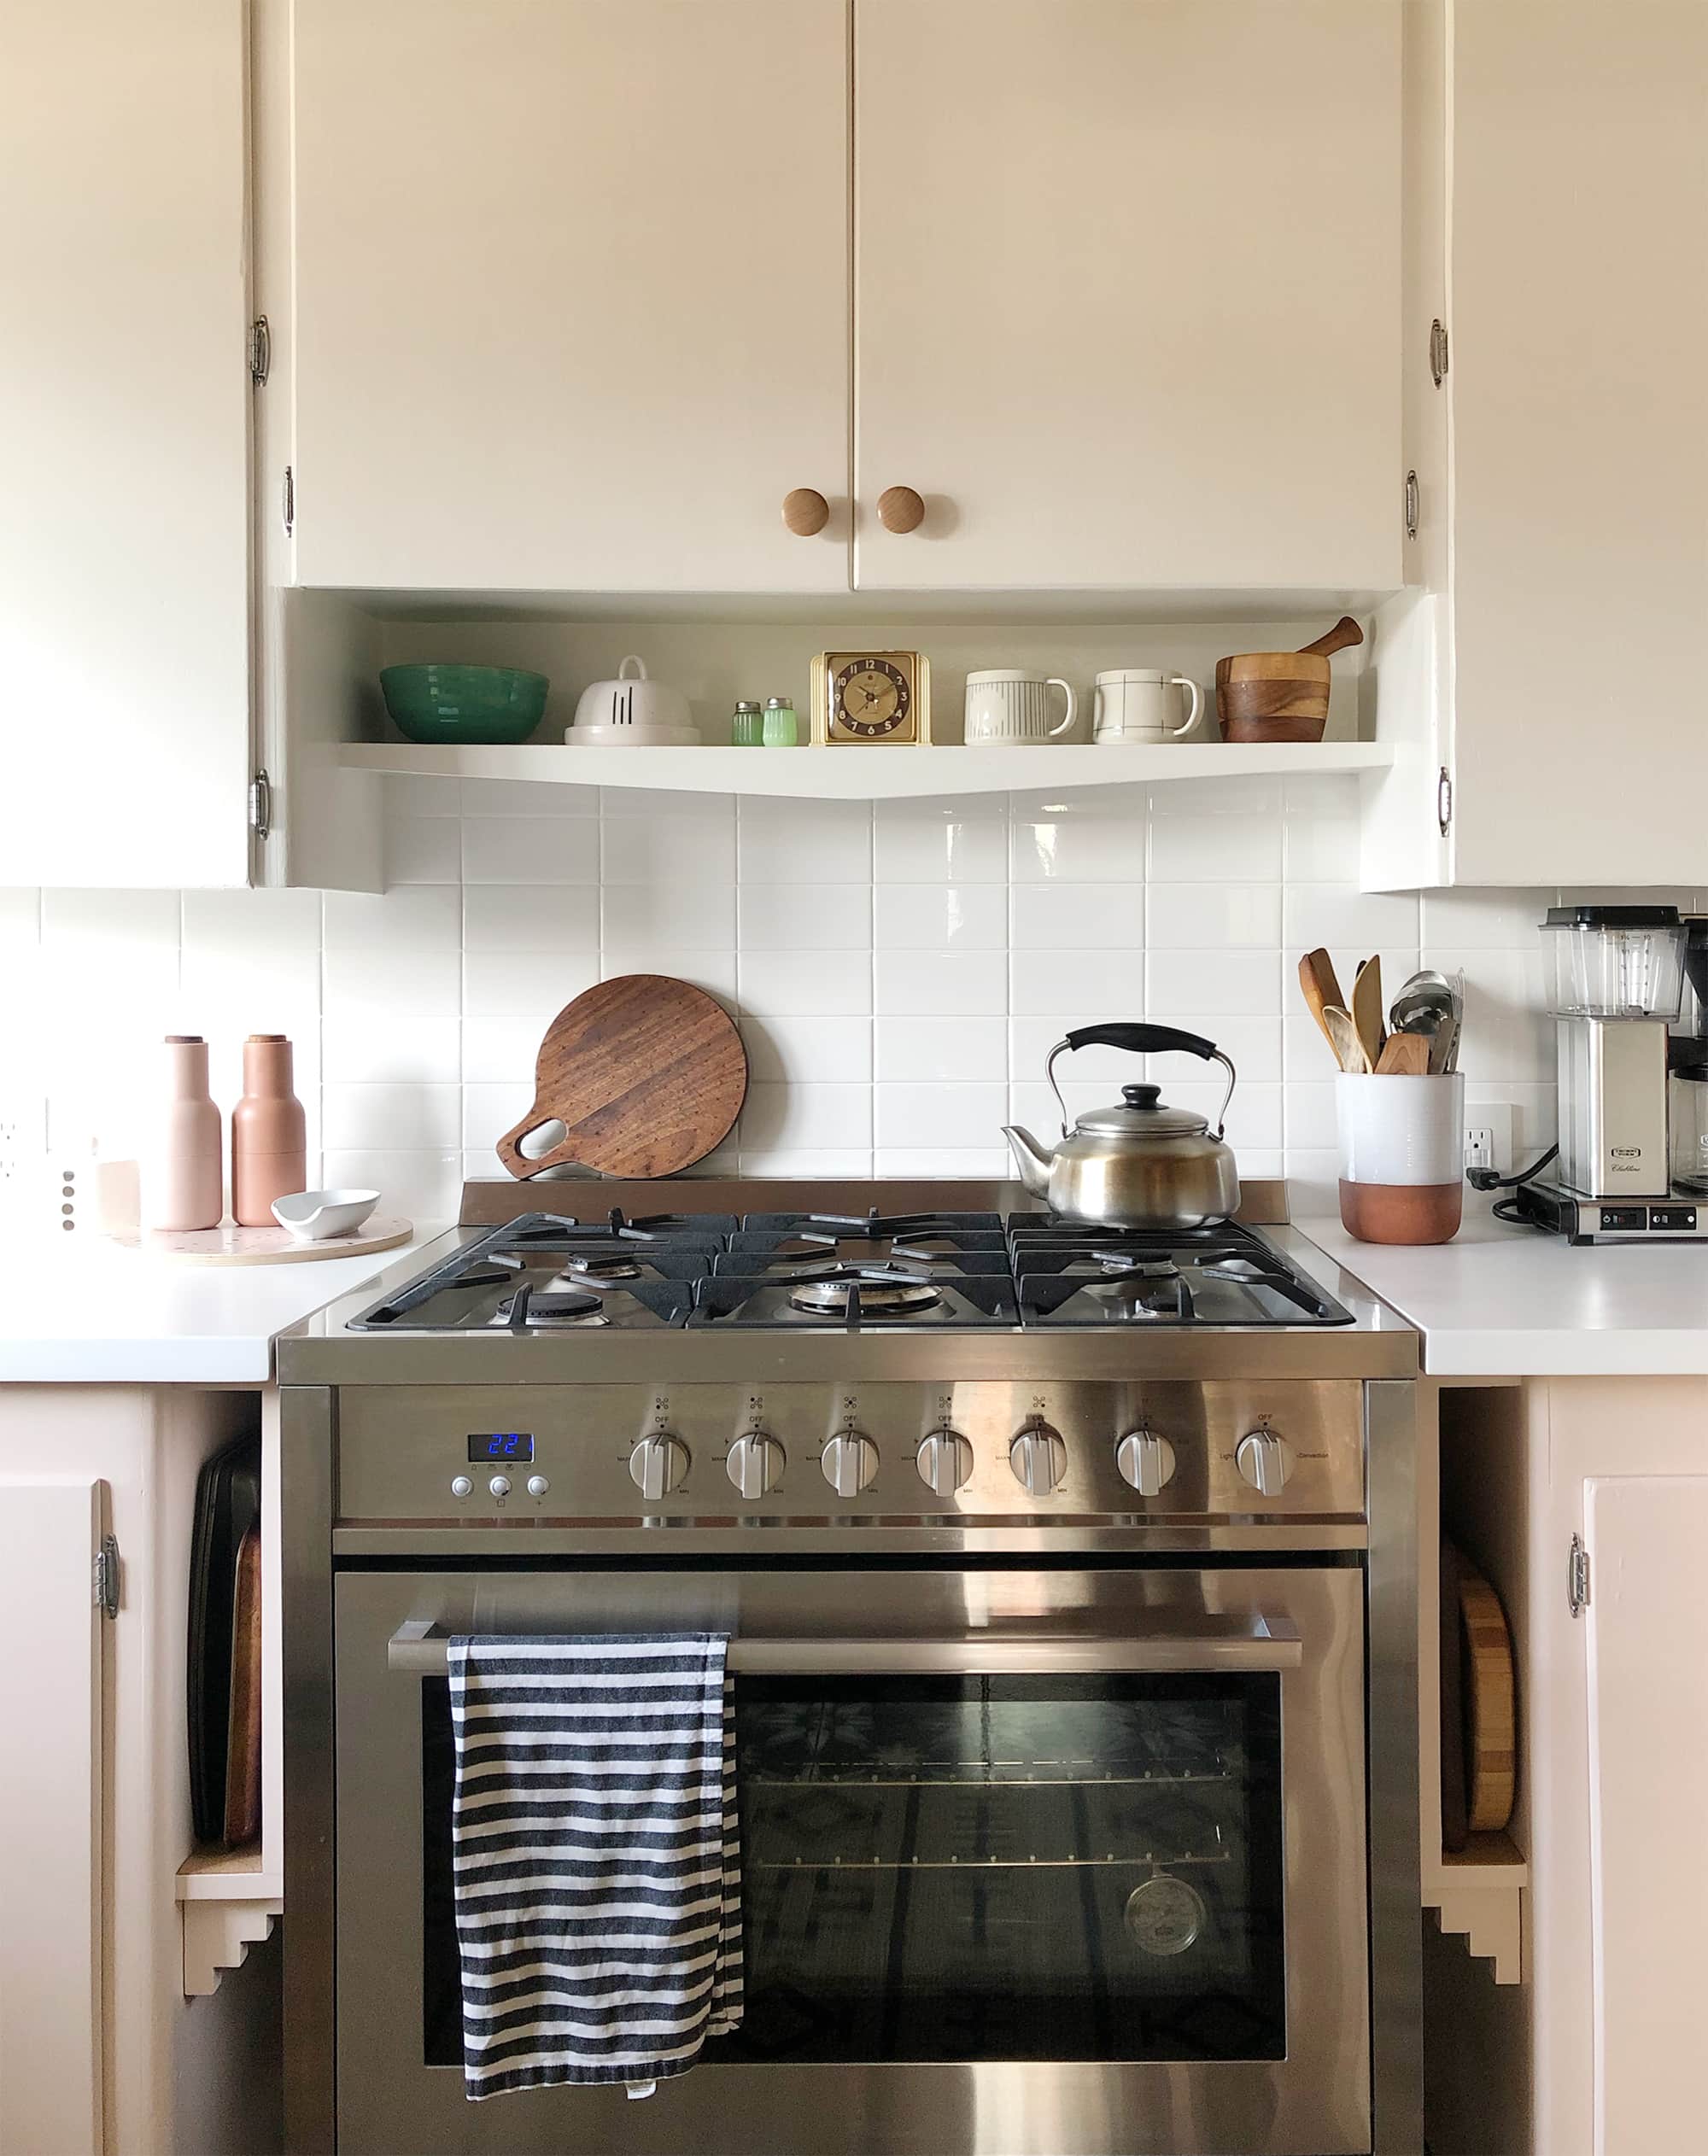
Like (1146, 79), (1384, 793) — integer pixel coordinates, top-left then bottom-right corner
(731, 698), (763, 746)
(762, 695), (798, 747)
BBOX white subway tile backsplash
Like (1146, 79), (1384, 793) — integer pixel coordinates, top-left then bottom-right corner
(463, 816), (600, 884)
(323, 1082), (461, 1152)
(876, 1016), (1006, 1083)
(874, 884), (1007, 949)
(1009, 947), (1144, 1016)
(463, 885), (600, 953)
(24, 771), (1588, 1195)
(1010, 881), (1144, 949)
(877, 949), (1008, 1016)
(739, 949), (872, 1016)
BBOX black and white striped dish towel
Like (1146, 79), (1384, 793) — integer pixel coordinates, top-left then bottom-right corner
(448, 1633), (742, 2101)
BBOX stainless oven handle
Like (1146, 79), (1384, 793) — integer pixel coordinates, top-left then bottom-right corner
(385, 1613), (1302, 1676)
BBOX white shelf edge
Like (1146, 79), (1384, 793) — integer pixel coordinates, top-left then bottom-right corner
(338, 739), (1396, 800)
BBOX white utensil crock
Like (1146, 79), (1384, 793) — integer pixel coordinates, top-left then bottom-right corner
(1336, 1072), (1465, 1244)
(1092, 669), (1204, 743)
(963, 669), (1077, 745)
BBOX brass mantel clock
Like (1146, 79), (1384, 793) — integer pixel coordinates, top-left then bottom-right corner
(810, 650), (931, 745)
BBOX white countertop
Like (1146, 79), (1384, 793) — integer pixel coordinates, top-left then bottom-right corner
(1297, 1204), (1708, 1377)
(0, 1227), (446, 1385)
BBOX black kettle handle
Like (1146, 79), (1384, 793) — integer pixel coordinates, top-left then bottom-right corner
(1062, 1021), (1219, 1062)
(1046, 1023), (1237, 1140)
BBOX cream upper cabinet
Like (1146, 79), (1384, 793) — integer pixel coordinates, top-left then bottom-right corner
(286, 0), (850, 594)
(852, 0), (1402, 593)
(1366, 0), (1708, 891)
(0, 0), (251, 888)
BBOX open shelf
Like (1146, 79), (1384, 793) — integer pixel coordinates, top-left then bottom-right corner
(339, 738), (1395, 800)
(176, 1840), (279, 1902)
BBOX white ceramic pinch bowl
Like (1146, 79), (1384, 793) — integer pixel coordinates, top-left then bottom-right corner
(272, 1188), (382, 1242)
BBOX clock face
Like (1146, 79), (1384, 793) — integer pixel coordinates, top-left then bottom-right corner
(834, 657), (911, 739)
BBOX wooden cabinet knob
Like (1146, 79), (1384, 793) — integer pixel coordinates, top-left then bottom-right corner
(781, 487), (830, 537)
(878, 485), (926, 535)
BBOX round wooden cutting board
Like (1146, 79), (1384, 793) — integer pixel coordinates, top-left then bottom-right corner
(496, 974), (747, 1180)
(1459, 1562), (1517, 1834)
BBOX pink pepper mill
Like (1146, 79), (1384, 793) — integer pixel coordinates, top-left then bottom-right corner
(231, 1033), (307, 1227)
(152, 1035), (224, 1230)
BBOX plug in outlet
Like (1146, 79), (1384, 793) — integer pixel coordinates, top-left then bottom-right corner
(1462, 1102), (1516, 1178)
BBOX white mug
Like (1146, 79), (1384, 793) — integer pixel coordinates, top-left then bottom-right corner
(1092, 669), (1205, 743)
(963, 669), (1077, 745)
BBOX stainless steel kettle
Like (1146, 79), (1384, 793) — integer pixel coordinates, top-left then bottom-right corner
(1003, 1022), (1240, 1229)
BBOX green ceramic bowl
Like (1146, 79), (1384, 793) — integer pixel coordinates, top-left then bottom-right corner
(379, 663), (549, 745)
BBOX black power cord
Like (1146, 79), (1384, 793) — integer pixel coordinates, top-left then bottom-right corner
(1468, 1142), (1560, 1229)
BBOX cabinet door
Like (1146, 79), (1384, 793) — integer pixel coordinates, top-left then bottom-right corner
(1582, 1473), (1708, 2156)
(1449, 0), (1708, 885)
(290, 0), (849, 593)
(0, 1475), (105, 2156)
(0, 0), (251, 888)
(853, 0), (1401, 592)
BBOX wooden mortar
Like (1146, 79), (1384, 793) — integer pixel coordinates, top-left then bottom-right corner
(1216, 615), (1364, 743)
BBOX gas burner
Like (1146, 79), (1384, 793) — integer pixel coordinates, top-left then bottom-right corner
(491, 1287), (607, 1330)
(785, 1259), (940, 1311)
(1093, 1252), (1179, 1278)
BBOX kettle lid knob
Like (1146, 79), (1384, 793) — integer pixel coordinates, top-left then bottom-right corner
(1122, 1084), (1162, 1108)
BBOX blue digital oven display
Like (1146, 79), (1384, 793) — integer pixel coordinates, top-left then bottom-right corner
(467, 1432), (535, 1462)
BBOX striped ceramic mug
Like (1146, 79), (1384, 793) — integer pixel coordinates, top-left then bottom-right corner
(963, 669), (1077, 745)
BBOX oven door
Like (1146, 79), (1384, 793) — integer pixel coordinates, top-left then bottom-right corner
(335, 1565), (1368, 2156)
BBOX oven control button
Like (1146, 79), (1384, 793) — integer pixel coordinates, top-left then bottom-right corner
(916, 1427), (974, 1497)
(488, 1474), (512, 1499)
(1009, 1421), (1067, 1497)
(727, 1430), (784, 1501)
(450, 1475), (473, 1499)
(821, 1430), (878, 1498)
(1235, 1429), (1294, 1498)
(526, 1475), (550, 1499)
(1115, 1428), (1177, 1498)
(629, 1434), (689, 1502)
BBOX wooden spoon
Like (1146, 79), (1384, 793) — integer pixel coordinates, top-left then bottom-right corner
(1298, 948), (1346, 1054)
(1351, 955), (1386, 1073)
(1324, 1005), (1369, 1075)
(1296, 615), (1365, 659)
(1376, 1031), (1430, 1076)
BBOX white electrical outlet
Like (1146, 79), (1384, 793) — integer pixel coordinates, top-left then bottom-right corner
(1462, 1101), (1516, 1177)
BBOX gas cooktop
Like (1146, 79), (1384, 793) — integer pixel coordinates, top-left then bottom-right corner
(348, 1205), (1354, 1335)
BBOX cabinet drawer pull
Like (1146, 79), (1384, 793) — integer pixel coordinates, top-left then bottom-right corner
(781, 488), (829, 536)
(878, 484), (926, 534)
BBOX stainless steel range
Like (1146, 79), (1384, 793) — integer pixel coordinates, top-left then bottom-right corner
(278, 1179), (1422, 2156)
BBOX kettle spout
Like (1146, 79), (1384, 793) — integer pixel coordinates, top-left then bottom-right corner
(1002, 1125), (1053, 1200)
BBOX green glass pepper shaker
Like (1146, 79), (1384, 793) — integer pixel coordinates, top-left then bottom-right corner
(731, 698), (763, 746)
(763, 695), (798, 747)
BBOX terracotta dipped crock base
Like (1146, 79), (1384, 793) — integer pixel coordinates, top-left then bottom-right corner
(1338, 1178), (1464, 1245)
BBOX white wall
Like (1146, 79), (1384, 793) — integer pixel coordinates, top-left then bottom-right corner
(0, 772), (1640, 1220)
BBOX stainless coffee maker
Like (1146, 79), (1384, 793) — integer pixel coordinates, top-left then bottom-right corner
(1509, 905), (1708, 1240)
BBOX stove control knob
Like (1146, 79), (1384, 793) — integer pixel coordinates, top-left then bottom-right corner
(450, 1475), (473, 1499)
(727, 1430), (785, 1501)
(1115, 1428), (1177, 1498)
(488, 1474), (512, 1499)
(1236, 1428), (1294, 1499)
(629, 1433), (689, 1503)
(526, 1475), (550, 1499)
(916, 1427), (974, 1498)
(1009, 1420), (1067, 1498)
(820, 1429), (879, 1498)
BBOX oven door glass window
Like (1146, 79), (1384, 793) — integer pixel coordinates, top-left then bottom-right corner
(420, 1671), (1282, 2069)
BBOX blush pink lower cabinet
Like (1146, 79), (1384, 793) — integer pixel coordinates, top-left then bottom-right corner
(1428, 1379), (1708, 2156)
(0, 1388), (279, 2156)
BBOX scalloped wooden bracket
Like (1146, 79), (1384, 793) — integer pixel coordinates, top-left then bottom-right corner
(182, 1898), (282, 1998)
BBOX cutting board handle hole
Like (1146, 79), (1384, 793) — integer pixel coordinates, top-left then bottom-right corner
(516, 1119), (568, 1161)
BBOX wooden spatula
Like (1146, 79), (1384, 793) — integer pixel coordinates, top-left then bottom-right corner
(1298, 948), (1346, 1055)
(1324, 1005), (1369, 1075)
(1351, 955), (1386, 1074)
(1376, 1031), (1430, 1076)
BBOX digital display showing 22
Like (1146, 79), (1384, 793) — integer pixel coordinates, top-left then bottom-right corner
(467, 1433), (535, 1463)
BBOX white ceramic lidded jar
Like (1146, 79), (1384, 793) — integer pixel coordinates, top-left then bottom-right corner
(149, 1035), (223, 1230)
